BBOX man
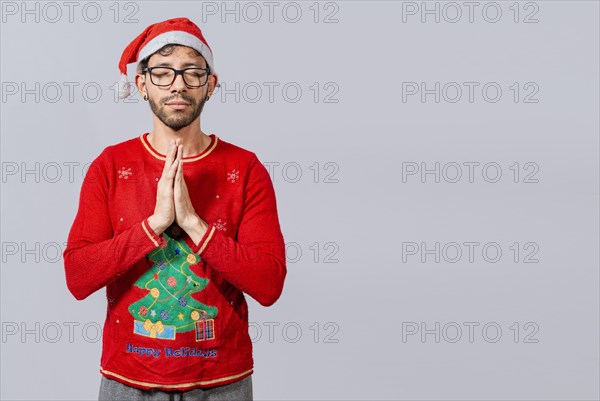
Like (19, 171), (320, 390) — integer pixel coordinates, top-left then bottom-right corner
(62, 17), (287, 400)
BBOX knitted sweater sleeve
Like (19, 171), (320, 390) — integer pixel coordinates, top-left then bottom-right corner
(191, 154), (287, 307)
(63, 149), (166, 300)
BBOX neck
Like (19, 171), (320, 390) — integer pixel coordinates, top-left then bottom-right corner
(148, 120), (210, 157)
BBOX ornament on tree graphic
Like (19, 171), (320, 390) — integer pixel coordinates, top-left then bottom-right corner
(129, 231), (218, 340)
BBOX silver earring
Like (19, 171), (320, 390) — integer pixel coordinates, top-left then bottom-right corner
(143, 94), (148, 101)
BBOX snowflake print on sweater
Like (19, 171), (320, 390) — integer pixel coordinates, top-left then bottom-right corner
(227, 169), (239, 183)
(118, 166), (133, 179)
(212, 218), (227, 232)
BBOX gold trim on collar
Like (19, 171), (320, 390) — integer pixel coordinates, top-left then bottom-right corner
(140, 133), (219, 162)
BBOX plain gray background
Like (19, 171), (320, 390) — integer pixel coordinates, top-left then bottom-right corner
(1, 1), (599, 400)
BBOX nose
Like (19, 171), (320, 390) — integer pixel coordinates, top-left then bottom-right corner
(170, 71), (187, 92)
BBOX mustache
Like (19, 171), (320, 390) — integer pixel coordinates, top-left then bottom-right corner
(161, 94), (195, 105)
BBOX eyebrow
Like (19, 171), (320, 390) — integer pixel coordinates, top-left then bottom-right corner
(154, 62), (205, 68)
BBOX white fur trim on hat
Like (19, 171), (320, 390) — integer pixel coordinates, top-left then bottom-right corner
(137, 31), (216, 75)
(118, 73), (132, 99)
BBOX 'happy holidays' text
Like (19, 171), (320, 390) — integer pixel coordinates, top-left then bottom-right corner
(126, 343), (217, 358)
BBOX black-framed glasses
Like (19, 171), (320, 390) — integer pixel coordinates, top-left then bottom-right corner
(143, 66), (210, 88)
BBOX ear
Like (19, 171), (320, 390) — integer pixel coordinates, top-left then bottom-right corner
(207, 74), (218, 96)
(135, 72), (147, 98)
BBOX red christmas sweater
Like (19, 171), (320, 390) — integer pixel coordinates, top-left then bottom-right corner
(63, 132), (286, 391)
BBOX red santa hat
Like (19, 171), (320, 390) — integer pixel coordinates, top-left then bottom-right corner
(117, 17), (218, 99)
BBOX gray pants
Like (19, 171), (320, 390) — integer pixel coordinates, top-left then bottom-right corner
(98, 374), (253, 401)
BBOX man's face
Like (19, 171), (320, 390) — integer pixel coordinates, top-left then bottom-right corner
(139, 46), (212, 131)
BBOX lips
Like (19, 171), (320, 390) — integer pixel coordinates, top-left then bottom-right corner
(166, 102), (190, 110)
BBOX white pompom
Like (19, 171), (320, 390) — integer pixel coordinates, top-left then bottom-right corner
(118, 74), (131, 99)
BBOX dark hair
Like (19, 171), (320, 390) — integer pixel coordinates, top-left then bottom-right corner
(137, 44), (209, 74)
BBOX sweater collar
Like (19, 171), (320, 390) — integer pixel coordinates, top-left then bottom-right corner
(140, 132), (219, 163)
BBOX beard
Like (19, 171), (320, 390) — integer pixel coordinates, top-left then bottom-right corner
(148, 92), (207, 131)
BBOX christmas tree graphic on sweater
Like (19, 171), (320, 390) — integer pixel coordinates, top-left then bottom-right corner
(129, 228), (218, 341)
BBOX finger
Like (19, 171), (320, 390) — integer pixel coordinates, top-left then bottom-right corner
(175, 161), (185, 205)
(169, 140), (181, 169)
(179, 161), (188, 190)
(175, 159), (182, 183)
(162, 139), (177, 175)
(168, 144), (183, 180)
